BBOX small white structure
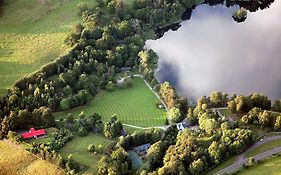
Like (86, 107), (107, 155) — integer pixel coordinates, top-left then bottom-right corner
(189, 125), (199, 131)
(116, 78), (125, 86)
(121, 67), (132, 72)
(134, 143), (151, 155)
(176, 122), (188, 131)
(158, 104), (164, 109)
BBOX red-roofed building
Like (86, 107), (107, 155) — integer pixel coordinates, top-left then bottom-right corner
(21, 128), (46, 139)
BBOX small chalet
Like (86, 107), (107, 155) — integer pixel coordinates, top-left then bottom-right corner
(134, 143), (151, 155)
(121, 67), (132, 72)
(176, 122), (188, 131)
(21, 128), (46, 139)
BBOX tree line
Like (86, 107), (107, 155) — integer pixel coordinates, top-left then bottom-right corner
(241, 108), (281, 131)
(0, 0), (6, 16)
(139, 126), (253, 174)
(28, 143), (77, 175)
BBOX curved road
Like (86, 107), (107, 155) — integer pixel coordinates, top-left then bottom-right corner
(214, 135), (281, 175)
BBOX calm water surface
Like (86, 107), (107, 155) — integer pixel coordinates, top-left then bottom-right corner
(146, 1), (281, 101)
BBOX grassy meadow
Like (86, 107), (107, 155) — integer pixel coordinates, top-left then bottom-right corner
(0, 140), (64, 175)
(247, 139), (281, 157)
(0, 0), (95, 95)
(54, 77), (167, 127)
(234, 155), (281, 175)
(59, 132), (114, 174)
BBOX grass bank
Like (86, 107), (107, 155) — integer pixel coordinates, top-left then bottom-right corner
(0, 0), (94, 95)
(0, 140), (64, 175)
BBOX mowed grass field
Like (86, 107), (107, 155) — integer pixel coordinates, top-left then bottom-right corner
(0, 0), (95, 95)
(59, 133), (114, 174)
(54, 77), (167, 127)
(0, 140), (64, 175)
(248, 139), (281, 157)
(234, 155), (281, 175)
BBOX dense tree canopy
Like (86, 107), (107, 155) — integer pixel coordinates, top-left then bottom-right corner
(227, 93), (271, 113)
(104, 115), (123, 139)
(98, 147), (131, 175)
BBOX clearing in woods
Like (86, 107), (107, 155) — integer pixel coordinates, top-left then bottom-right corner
(54, 77), (167, 127)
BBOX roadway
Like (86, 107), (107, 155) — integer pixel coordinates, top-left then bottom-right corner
(214, 135), (281, 175)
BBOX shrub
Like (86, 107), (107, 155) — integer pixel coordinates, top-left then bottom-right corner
(7, 131), (22, 142)
(88, 144), (96, 152)
(106, 81), (115, 91)
(78, 126), (89, 136)
(49, 129), (73, 150)
(97, 144), (104, 153)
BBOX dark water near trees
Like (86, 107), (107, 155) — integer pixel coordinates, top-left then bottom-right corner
(146, 1), (281, 101)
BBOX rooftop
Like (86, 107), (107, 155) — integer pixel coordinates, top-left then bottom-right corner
(21, 128), (46, 139)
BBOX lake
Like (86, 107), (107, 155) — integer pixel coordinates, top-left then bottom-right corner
(146, 1), (281, 101)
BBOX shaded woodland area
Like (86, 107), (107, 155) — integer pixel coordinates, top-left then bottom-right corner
(0, 0), (6, 16)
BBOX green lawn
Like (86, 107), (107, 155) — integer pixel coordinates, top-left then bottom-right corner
(123, 125), (145, 134)
(248, 139), (281, 157)
(204, 156), (237, 175)
(0, 0), (95, 95)
(59, 132), (114, 174)
(234, 155), (281, 175)
(219, 108), (232, 116)
(54, 77), (167, 127)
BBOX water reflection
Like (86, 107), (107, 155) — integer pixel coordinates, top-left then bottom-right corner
(146, 1), (281, 101)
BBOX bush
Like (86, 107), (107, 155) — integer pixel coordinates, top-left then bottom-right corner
(248, 157), (255, 166)
(7, 131), (22, 142)
(168, 107), (182, 123)
(78, 126), (89, 136)
(104, 115), (123, 138)
(106, 81), (115, 91)
(66, 113), (75, 124)
(49, 129), (73, 150)
(96, 144), (104, 153)
(88, 144), (96, 152)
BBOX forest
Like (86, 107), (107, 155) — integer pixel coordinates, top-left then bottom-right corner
(0, 0), (278, 174)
